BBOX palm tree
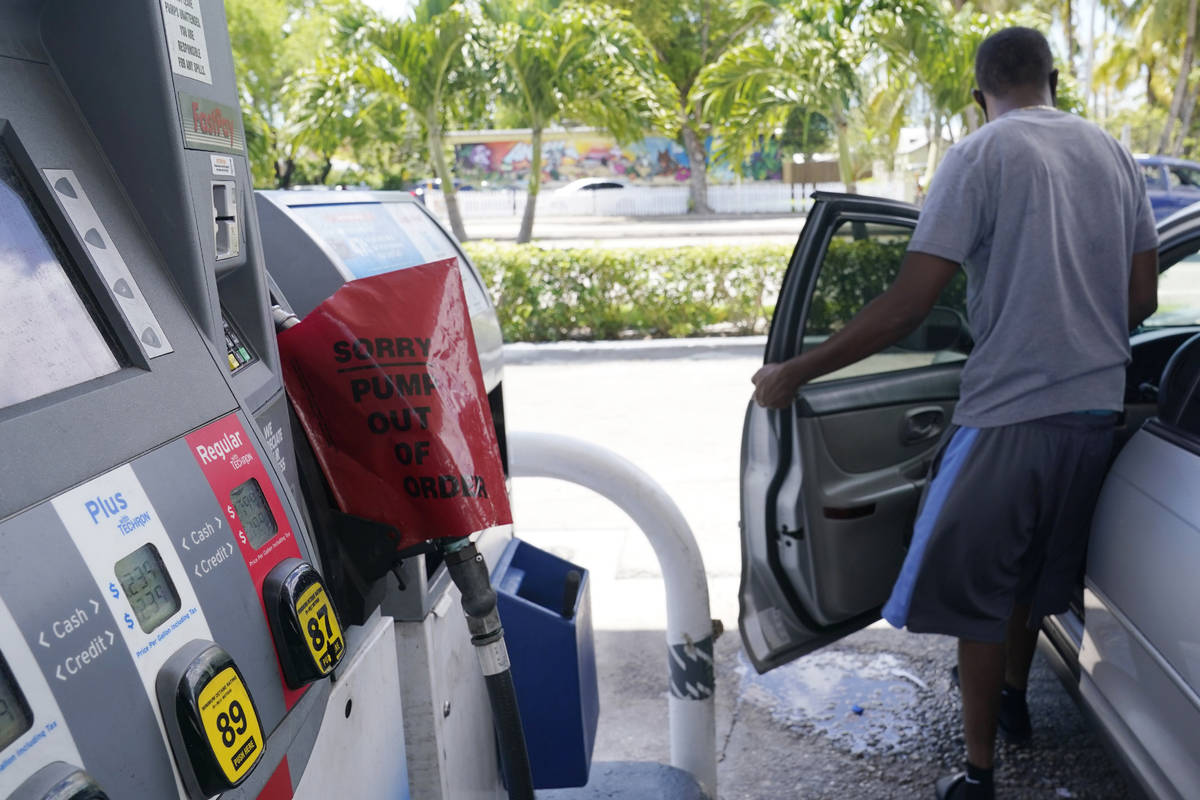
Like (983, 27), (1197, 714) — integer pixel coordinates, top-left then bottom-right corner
(341, 0), (480, 241)
(700, 0), (874, 192)
(291, 50), (378, 185)
(1160, 0), (1199, 153)
(605, 0), (779, 214)
(227, 0), (334, 187)
(1095, 0), (1198, 155)
(481, 0), (665, 243)
(874, 0), (1036, 180)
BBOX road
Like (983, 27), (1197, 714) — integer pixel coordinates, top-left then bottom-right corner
(461, 213), (805, 248)
(501, 342), (1131, 799)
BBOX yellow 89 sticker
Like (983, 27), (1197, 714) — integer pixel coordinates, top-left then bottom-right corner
(296, 583), (344, 674)
(197, 667), (263, 783)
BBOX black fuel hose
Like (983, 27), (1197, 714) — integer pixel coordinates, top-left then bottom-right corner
(485, 670), (536, 798)
(443, 540), (536, 800)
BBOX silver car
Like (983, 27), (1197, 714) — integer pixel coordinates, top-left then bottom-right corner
(739, 193), (1200, 799)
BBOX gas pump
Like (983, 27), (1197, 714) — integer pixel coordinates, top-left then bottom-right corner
(0, 1), (406, 797)
(260, 192), (540, 799)
(258, 190), (601, 799)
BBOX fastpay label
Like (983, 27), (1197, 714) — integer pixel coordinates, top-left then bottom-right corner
(198, 667), (262, 783)
(296, 583), (343, 673)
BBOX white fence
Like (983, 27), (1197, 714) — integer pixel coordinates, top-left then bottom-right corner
(421, 180), (908, 220)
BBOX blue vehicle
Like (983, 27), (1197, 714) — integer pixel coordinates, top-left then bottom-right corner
(1137, 155), (1200, 220)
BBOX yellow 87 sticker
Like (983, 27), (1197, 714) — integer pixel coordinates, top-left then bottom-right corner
(296, 583), (344, 673)
(198, 667), (263, 783)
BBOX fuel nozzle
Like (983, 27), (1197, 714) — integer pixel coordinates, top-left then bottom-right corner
(440, 537), (534, 800)
(271, 304), (300, 331)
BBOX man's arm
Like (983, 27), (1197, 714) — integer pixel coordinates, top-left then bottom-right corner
(1129, 248), (1158, 330)
(752, 250), (962, 408)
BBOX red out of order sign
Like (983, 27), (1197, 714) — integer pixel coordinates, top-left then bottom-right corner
(278, 258), (511, 552)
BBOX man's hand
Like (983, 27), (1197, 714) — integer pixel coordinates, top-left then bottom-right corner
(752, 360), (805, 408)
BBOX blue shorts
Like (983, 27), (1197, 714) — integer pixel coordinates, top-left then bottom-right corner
(882, 412), (1117, 642)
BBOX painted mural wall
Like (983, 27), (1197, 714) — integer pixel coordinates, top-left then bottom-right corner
(453, 132), (784, 186)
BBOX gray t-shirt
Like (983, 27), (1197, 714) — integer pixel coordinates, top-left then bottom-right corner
(910, 108), (1158, 427)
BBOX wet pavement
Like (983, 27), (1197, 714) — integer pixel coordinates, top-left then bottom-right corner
(504, 345), (1134, 799)
(719, 627), (1130, 799)
(586, 623), (1131, 799)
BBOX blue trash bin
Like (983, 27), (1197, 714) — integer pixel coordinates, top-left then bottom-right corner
(492, 538), (599, 789)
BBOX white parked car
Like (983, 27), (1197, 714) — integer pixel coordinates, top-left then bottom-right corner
(551, 177), (631, 194)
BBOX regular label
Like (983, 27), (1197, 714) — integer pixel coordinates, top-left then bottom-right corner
(197, 667), (262, 783)
(159, 0), (213, 84)
(186, 414), (308, 710)
(295, 584), (343, 673)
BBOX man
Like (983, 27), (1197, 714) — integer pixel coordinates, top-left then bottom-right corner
(752, 27), (1158, 800)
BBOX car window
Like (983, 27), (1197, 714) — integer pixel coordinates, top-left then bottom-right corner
(1167, 166), (1200, 191)
(802, 219), (969, 382)
(1145, 246), (1200, 328)
(1141, 163), (1167, 191)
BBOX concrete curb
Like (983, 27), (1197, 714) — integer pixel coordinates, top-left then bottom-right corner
(502, 336), (767, 364)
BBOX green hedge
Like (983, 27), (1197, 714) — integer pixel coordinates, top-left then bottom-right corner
(463, 238), (960, 343)
(464, 242), (790, 341)
(806, 238), (910, 334)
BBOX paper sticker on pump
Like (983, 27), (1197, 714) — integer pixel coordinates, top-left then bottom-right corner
(159, 0), (213, 85)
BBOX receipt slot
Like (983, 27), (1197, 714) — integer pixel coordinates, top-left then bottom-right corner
(157, 641), (264, 799)
(263, 560), (345, 688)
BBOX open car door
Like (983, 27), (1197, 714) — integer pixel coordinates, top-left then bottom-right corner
(739, 192), (971, 673)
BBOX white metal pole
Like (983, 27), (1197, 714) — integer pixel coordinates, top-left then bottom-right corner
(506, 431), (717, 797)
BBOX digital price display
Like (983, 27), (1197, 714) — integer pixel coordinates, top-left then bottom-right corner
(115, 544), (181, 633)
(0, 650), (33, 752)
(229, 479), (277, 550)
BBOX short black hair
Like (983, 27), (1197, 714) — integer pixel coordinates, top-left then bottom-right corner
(975, 27), (1054, 97)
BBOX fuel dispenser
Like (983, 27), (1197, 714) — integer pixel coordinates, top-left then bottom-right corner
(0, 1), (406, 797)
(258, 192), (601, 797)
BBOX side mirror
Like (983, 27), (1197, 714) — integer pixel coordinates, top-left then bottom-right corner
(896, 306), (971, 353)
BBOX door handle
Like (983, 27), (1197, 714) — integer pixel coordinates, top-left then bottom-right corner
(901, 406), (945, 445)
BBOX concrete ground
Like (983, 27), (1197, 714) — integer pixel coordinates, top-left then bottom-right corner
(501, 342), (1132, 800)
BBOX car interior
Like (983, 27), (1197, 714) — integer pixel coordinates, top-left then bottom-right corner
(1117, 238), (1200, 451)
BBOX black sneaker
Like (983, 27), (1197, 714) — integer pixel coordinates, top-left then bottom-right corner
(948, 666), (1033, 744)
(935, 772), (995, 800)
